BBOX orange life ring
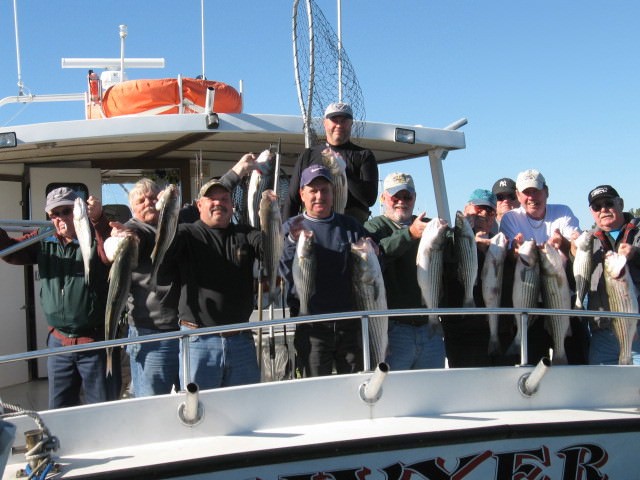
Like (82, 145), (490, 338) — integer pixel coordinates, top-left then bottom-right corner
(101, 78), (242, 117)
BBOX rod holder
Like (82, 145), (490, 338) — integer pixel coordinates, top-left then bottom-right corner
(178, 382), (204, 426)
(359, 362), (389, 404)
(518, 357), (551, 397)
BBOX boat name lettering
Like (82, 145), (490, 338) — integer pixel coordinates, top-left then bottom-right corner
(270, 443), (608, 480)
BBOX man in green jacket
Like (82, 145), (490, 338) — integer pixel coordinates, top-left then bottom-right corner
(0, 187), (111, 408)
(365, 172), (446, 370)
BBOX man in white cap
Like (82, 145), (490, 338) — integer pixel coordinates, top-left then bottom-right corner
(0, 187), (111, 409)
(365, 172), (446, 370)
(284, 102), (379, 223)
(499, 169), (586, 365)
(499, 169), (580, 255)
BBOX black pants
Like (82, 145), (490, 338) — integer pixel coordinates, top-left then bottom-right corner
(294, 323), (363, 377)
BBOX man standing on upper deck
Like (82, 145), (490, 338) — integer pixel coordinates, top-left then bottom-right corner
(0, 187), (111, 408)
(283, 102), (379, 223)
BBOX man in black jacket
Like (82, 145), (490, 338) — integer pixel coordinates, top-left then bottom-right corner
(284, 102), (378, 223)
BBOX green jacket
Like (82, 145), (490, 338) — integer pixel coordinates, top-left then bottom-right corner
(365, 215), (425, 322)
(0, 216), (110, 337)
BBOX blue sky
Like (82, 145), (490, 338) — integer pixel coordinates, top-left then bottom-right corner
(1, 1), (639, 228)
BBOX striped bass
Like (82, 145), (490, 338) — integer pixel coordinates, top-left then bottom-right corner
(248, 149), (275, 228)
(292, 229), (315, 316)
(573, 230), (594, 309)
(320, 148), (347, 214)
(454, 211), (478, 308)
(481, 232), (508, 355)
(603, 251), (639, 365)
(539, 242), (571, 365)
(508, 239), (540, 355)
(416, 217), (449, 336)
(150, 185), (179, 289)
(73, 197), (92, 285)
(258, 189), (283, 306)
(351, 237), (388, 367)
(105, 234), (139, 376)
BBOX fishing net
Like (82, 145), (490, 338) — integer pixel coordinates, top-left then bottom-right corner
(292, 0), (365, 147)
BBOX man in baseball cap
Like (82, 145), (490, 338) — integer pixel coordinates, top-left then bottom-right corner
(284, 101), (378, 223)
(499, 169), (585, 365)
(365, 172), (446, 370)
(492, 177), (520, 224)
(582, 184), (640, 365)
(281, 163), (374, 377)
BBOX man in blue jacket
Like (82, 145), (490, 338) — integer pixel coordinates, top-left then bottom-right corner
(281, 165), (373, 377)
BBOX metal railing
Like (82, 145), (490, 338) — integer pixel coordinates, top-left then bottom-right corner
(0, 307), (637, 385)
(0, 220), (53, 258)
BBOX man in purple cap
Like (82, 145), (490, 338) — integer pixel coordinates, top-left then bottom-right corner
(0, 187), (111, 409)
(281, 164), (374, 377)
(284, 102), (379, 223)
(582, 185), (640, 364)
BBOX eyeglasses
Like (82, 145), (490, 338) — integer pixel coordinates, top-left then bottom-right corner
(590, 199), (616, 211)
(496, 193), (516, 201)
(49, 207), (73, 219)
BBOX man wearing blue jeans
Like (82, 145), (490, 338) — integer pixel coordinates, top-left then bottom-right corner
(164, 154), (262, 390)
(0, 187), (111, 408)
(580, 185), (640, 365)
(365, 173), (445, 370)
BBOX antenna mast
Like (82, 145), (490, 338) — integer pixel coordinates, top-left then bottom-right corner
(337, 0), (342, 103)
(201, 0), (206, 78)
(12, 0), (25, 96)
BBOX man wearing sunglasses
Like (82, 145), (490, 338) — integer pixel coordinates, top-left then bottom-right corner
(583, 185), (640, 365)
(0, 187), (111, 408)
(492, 177), (520, 228)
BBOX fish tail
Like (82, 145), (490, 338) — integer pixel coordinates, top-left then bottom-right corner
(106, 348), (113, 377)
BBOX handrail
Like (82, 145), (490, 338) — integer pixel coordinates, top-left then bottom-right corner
(0, 307), (637, 371)
(0, 227), (53, 258)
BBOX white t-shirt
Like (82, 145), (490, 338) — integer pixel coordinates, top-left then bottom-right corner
(499, 204), (580, 245)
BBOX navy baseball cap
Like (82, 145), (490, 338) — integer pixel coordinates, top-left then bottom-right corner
(300, 165), (332, 187)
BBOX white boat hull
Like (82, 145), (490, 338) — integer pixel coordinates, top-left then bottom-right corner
(3, 365), (640, 479)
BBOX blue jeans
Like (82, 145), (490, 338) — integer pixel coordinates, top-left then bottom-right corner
(179, 326), (259, 390)
(47, 333), (107, 409)
(127, 325), (180, 397)
(589, 326), (640, 365)
(385, 320), (446, 370)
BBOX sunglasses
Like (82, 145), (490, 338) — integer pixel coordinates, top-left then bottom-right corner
(49, 207), (73, 219)
(496, 193), (516, 201)
(590, 199), (615, 211)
